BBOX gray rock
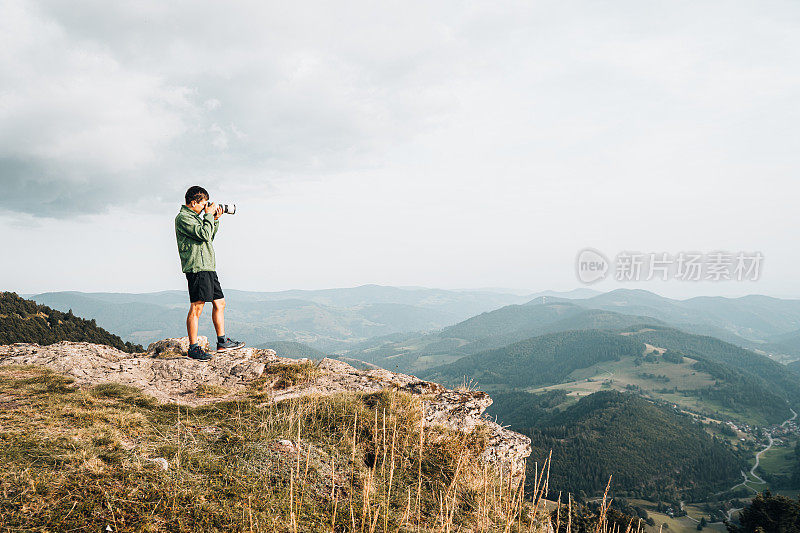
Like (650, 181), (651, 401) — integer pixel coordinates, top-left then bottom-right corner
(146, 336), (209, 358)
(147, 457), (169, 471)
(0, 339), (531, 485)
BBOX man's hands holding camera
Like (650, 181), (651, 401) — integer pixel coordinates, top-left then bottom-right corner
(196, 199), (234, 218)
(204, 201), (224, 220)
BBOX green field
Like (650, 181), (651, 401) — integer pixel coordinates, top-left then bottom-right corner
(758, 443), (797, 478)
(626, 500), (727, 533)
(526, 353), (774, 426)
(531, 355), (714, 395)
(414, 353), (463, 368)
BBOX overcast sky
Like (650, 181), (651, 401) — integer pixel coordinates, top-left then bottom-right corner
(2, 0), (799, 298)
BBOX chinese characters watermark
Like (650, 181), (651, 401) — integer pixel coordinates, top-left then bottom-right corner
(576, 249), (763, 284)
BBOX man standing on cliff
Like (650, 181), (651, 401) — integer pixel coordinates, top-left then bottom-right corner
(175, 186), (245, 360)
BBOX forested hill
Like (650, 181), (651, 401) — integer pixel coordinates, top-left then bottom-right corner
(619, 326), (800, 406)
(439, 302), (585, 340)
(487, 390), (746, 502)
(0, 292), (143, 353)
(341, 302), (664, 373)
(422, 330), (644, 387)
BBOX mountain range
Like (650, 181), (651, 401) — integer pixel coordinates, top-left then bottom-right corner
(25, 285), (540, 350)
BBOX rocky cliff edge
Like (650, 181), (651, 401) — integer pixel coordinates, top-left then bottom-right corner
(0, 336), (531, 480)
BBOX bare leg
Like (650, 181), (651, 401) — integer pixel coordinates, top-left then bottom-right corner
(212, 298), (226, 338)
(187, 301), (205, 344)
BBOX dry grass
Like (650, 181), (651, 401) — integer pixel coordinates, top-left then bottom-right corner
(195, 384), (231, 398)
(250, 360), (319, 391)
(0, 364), (641, 532)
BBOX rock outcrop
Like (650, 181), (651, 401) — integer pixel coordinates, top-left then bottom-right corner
(0, 337), (531, 480)
(146, 336), (212, 358)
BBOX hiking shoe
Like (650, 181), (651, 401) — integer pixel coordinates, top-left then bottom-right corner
(187, 344), (213, 361)
(217, 337), (246, 352)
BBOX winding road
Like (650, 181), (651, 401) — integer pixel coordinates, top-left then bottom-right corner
(721, 408), (797, 523)
(751, 407), (799, 482)
(748, 433), (773, 483)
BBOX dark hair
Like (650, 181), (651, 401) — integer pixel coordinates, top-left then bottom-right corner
(185, 186), (209, 205)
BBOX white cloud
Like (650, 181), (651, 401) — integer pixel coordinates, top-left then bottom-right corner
(2, 0), (800, 293)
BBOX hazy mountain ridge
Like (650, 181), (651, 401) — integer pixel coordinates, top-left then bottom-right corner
(29, 286), (800, 364)
(343, 304), (667, 373)
(341, 289), (800, 375)
(541, 289), (800, 352)
(28, 285), (532, 349)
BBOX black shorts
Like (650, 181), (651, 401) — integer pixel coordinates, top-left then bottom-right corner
(185, 271), (225, 303)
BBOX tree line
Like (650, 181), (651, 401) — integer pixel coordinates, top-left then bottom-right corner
(0, 292), (143, 353)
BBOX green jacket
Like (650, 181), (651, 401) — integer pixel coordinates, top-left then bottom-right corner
(175, 205), (220, 273)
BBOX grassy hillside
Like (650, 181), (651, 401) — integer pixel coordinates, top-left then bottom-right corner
(422, 330), (644, 388)
(525, 351), (782, 426)
(487, 390), (746, 502)
(619, 326), (800, 418)
(0, 292), (142, 353)
(0, 365), (555, 532)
